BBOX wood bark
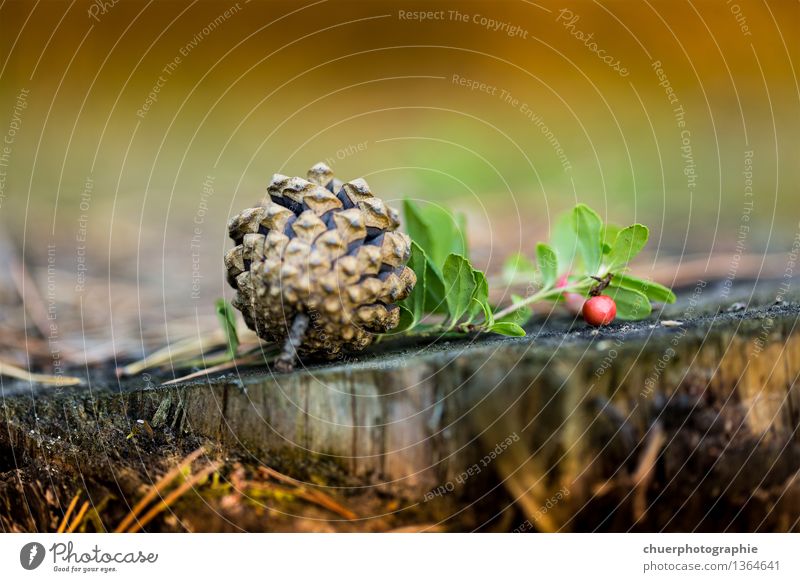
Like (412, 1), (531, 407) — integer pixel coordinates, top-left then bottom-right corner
(1, 281), (799, 532)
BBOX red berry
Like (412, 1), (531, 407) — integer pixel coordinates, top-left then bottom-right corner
(582, 295), (617, 326)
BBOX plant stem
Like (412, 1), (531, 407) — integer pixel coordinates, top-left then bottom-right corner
(274, 313), (310, 373)
(491, 280), (589, 321)
(398, 279), (592, 337)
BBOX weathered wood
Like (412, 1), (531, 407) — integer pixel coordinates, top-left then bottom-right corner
(1, 279), (799, 531)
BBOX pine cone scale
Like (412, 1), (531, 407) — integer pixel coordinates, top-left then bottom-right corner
(225, 162), (416, 362)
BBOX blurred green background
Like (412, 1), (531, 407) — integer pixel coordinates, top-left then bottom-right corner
(0, 0), (797, 313)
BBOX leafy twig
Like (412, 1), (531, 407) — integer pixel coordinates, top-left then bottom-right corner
(399, 201), (676, 337)
(491, 281), (589, 321)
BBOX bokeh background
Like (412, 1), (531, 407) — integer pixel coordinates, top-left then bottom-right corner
(0, 0), (798, 351)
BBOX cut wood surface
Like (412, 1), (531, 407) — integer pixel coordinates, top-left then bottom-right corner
(1, 279), (799, 532)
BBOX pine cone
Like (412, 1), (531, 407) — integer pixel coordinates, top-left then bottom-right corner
(224, 162), (416, 368)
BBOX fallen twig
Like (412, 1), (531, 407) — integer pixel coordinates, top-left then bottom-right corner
(66, 501), (90, 533)
(114, 447), (206, 533)
(9, 255), (53, 340)
(160, 351), (275, 386)
(125, 463), (218, 533)
(56, 493), (81, 533)
(257, 465), (358, 520)
(257, 465), (304, 487)
(293, 488), (358, 521)
(117, 333), (226, 377)
(0, 359), (82, 386)
(387, 523), (443, 533)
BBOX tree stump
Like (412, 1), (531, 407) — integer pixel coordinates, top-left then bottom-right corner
(1, 279), (799, 532)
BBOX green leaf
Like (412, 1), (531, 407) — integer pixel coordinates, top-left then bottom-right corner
(424, 260), (447, 314)
(536, 243), (558, 289)
(497, 293), (533, 325)
(572, 204), (604, 275)
(399, 242), (428, 330)
(397, 216), (445, 314)
(403, 200), (466, 268)
(403, 199), (434, 257)
(428, 207), (467, 263)
(478, 298), (494, 326)
(605, 285), (652, 320)
(215, 298), (240, 359)
(613, 273), (676, 304)
(395, 305), (416, 333)
(607, 224), (649, 269)
(550, 211), (578, 275)
(488, 321), (526, 337)
(466, 269), (489, 322)
(601, 224), (623, 251)
(443, 254), (477, 326)
(502, 252), (537, 284)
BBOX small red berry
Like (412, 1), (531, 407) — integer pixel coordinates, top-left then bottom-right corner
(557, 273), (585, 315)
(564, 292), (585, 315)
(582, 295), (617, 326)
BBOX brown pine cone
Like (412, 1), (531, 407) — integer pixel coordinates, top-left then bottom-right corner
(224, 162), (416, 370)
